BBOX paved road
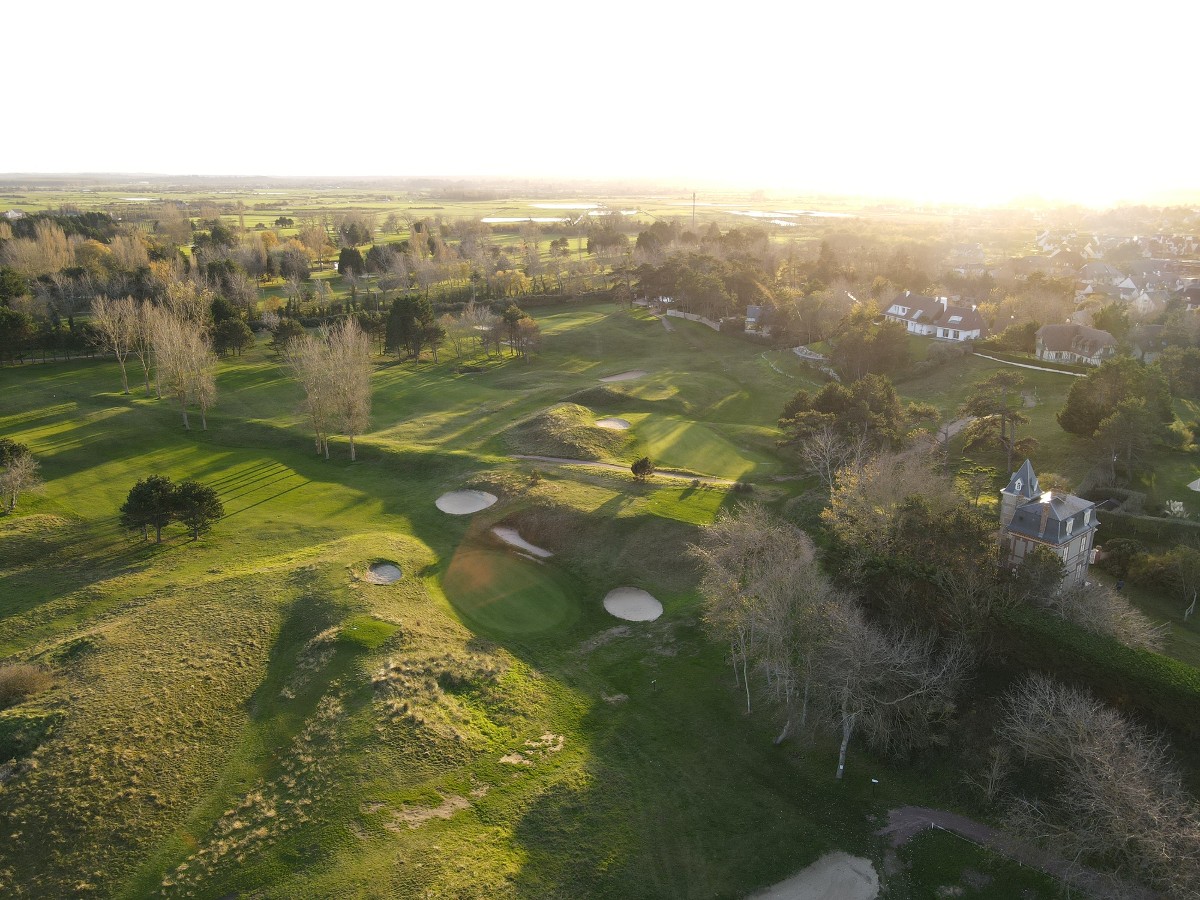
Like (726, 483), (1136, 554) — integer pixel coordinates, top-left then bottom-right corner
(878, 806), (1158, 899)
(973, 352), (1086, 377)
(511, 455), (735, 485)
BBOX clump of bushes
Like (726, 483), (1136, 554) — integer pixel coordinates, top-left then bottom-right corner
(0, 664), (53, 709)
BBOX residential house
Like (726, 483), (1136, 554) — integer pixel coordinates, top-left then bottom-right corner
(883, 292), (987, 342)
(999, 461), (1098, 589)
(1129, 324), (1168, 362)
(1035, 324), (1117, 366)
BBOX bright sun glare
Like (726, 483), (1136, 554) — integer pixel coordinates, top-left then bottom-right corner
(4, 0), (1196, 206)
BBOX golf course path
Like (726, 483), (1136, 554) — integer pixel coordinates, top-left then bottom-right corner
(878, 807), (1159, 899)
(511, 455), (735, 485)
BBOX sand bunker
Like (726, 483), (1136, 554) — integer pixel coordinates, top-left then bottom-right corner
(363, 562), (402, 584)
(436, 490), (498, 515)
(748, 853), (879, 900)
(595, 417), (631, 430)
(599, 370), (647, 383)
(603, 587), (663, 622)
(492, 526), (552, 558)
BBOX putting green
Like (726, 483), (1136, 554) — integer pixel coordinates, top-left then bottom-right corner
(440, 547), (576, 635)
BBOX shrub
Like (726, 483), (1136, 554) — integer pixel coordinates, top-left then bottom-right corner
(631, 456), (655, 481)
(0, 664), (53, 709)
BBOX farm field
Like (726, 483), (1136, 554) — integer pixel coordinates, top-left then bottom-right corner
(5, 299), (1198, 897)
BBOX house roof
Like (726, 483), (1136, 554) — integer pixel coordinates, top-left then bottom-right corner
(1002, 461), (1098, 547)
(1036, 324), (1116, 355)
(1003, 459), (1040, 501)
(886, 292), (987, 334)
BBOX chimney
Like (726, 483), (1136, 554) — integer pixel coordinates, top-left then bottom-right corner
(1038, 503), (1052, 538)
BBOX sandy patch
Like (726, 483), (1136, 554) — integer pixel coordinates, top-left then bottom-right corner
(595, 417), (631, 430)
(436, 490), (498, 515)
(492, 526), (552, 558)
(501, 733), (565, 766)
(599, 369), (647, 383)
(603, 587), (663, 622)
(578, 625), (631, 653)
(363, 562), (402, 584)
(387, 795), (470, 830)
(747, 852), (880, 900)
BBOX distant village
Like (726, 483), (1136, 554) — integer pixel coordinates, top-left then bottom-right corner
(862, 225), (1199, 365)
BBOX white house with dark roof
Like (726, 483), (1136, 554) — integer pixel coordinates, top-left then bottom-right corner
(1035, 324), (1116, 366)
(883, 291), (986, 342)
(1000, 461), (1098, 589)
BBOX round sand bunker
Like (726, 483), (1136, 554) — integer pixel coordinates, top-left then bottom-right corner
(599, 369), (647, 383)
(363, 562), (402, 584)
(436, 490), (497, 515)
(603, 587), (663, 622)
(595, 417), (631, 430)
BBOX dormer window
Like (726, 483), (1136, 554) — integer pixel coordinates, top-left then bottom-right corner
(1065, 519), (1074, 536)
(1084, 509), (1091, 525)
(1014, 479), (1023, 492)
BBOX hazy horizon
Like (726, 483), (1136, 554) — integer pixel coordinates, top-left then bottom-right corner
(5, 1), (1198, 209)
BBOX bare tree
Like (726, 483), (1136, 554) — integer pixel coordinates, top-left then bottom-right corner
(90, 295), (139, 393)
(131, 300), (156, 396)
(819, 605), (969, 780)
(797, 426), (870, 493)
(326, 318), (372, 461)
(285, 333), (335, 458)
(1, 451), (43, 512)
(152, 307), (217, 430)
(1037, 582), (1166, 652)
(999, 674), (1200, 895)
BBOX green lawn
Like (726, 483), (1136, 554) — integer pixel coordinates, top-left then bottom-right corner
(1, 301), (1177, 898)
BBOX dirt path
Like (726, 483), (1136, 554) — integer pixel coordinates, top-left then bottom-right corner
(511, 454), (735, 485)
(878, 806), (1158, 899)
(972, 352), (1086, 377)
(937, 416), (975, 444)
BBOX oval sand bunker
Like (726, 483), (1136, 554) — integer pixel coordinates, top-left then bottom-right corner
(364, 562), (402, 584)
(436, 490), (498, 515)
(603, 587), (663, 622)
(599, 369), (647, 383)
(492, 527), (552, 558)
(595, 417), (631, 430)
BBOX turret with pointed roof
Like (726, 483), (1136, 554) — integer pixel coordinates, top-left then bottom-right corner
(998, 460), (1099, 589)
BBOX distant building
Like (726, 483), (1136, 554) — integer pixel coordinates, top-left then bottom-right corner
(999, 460), (1098, 589)
(1035, 324), (1117, 366)
(883, 292), (987, 342)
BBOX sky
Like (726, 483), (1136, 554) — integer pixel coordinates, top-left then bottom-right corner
(5, 0), (1197, 207)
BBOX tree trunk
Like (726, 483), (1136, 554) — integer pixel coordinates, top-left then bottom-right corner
(181, 406), (190, 430)
(201, 410), (208, 431)
(118, 359), (130, 394)
(155, 524), (163, 544)
(349, 434), (356, 461)
(836, 707), (856, 780)
(774, 718), (792, 745)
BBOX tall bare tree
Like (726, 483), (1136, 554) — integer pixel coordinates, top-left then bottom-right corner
(90, 295), (139, 393)
(285, 332), (336, 458)
(152, 307), (216, 430)
(326, 318), (372, 461)
(819, 606), (969, 779)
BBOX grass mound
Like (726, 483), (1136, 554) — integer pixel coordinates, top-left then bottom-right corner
(504, 403), (631, 460)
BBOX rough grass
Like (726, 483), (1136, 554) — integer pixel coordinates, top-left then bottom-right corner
(503, 402), (630, 460)
(0, 664), (53, 709)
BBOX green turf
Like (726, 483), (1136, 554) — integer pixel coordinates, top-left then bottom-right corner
(0, 297), (1177, 898)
